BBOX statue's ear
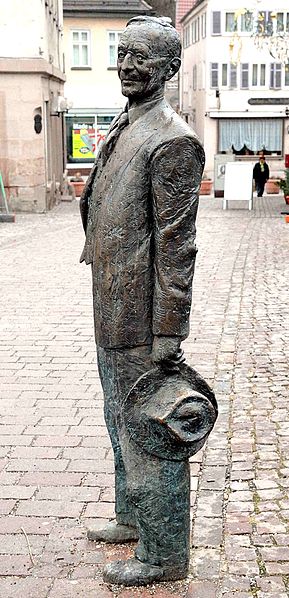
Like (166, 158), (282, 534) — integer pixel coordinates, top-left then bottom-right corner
(165, 57), (181, 81)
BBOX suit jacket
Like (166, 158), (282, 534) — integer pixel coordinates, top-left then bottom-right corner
(80, 98), (205, 349)
(253, 161), (269, 182)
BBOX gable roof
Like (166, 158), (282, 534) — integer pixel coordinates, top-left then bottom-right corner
(63, 0), (153, 18)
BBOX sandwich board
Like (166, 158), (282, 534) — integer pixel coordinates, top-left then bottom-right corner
(223, 162), (254, 210)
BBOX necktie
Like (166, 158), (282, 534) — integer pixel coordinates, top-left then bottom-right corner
(101, 110), (129, 166)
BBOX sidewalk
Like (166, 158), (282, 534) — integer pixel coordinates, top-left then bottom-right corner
(0, 195), (288, 598)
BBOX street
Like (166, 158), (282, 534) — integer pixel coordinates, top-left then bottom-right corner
(0, 194), (288, 598)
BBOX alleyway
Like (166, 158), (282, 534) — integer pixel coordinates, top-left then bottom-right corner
(0, 195), (288, 598)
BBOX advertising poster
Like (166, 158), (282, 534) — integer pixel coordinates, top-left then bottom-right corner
(72, 124), (96, 159)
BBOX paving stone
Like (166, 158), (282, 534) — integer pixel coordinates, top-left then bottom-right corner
(0, 198), (288, 594)
(0, 577), (52, 598)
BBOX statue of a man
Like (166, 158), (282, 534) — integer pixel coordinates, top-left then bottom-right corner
(80, 15), (207, 586)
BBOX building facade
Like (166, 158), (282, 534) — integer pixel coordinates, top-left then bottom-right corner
(63, 0), (152, 174)
(180, 1), (289, 182)
(0, 0), (66, 212)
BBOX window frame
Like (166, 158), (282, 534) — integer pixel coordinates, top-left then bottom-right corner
(71, 29), (91, 68)
(210, 62), (219, 88)
(108, 30), (123, 68)
(270, 63), (282, 89)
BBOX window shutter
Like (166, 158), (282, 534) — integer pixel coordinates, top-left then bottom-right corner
(212, 11), (221, 35)
(241, 63), (249, 88)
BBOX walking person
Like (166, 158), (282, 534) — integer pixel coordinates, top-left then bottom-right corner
(253, 155), (269, 197)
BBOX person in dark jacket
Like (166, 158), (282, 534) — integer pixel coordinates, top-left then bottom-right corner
(253, 155), (270, 197)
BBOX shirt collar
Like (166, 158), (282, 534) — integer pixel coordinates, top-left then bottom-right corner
(127, 97), (164, 125)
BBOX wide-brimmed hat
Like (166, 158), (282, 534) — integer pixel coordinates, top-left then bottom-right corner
(122, 362), (218, 461)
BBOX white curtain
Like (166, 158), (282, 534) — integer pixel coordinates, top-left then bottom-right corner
(219, 118), (282, 152)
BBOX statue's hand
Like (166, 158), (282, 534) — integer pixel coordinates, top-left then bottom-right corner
(151, 336), (181, 365)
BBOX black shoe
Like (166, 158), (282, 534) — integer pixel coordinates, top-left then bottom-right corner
(87, 520), (139, 543)
(103, 557), (188, 586)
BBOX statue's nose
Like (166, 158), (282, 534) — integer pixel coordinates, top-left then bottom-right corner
(121, 52), (134, 71)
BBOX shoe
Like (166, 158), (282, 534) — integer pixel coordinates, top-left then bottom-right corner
(87, 520), (139, 543)
(103, 557), (188, 586)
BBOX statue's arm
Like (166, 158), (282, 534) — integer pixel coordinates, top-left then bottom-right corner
(79, 160), (99, 233)
(150, 136), (205, 362)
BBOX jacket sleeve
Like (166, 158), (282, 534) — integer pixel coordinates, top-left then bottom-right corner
(151, 136), (205, 340)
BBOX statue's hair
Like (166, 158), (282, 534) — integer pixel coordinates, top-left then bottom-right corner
(126, 16), (182, 58)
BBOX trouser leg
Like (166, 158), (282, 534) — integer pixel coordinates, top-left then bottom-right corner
(121, 429), (191, 571)
(97, 345), (152, 526)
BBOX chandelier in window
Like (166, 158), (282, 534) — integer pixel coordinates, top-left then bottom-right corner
(230, 7), (289, 65)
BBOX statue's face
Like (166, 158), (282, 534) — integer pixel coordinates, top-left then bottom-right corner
(117, 24), (175, 100)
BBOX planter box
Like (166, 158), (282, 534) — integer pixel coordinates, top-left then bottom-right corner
(266, 179), (280, 194)
(200, 180), (213, 195)
(71, 181), (85, 197)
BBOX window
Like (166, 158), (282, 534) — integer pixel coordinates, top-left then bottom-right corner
(241, 11), (253, 32)
(252, 64), (266, 87)
(277, 12), (284, 32)
(229, 63), (237, 88)
(252, 64), (258, 86)
(258, 11), (273, 35)
(241, 63), (249, 88)
(222, 64), (228, 86)
(108, 31), (122, 67)
(184, 24), (191, 48)
(260, 64), (266, 86)
(201, 13), (207, 38)
(285, 64), (289, 86)
(219, 118), (282, 155)
(72, 30), (90, 67)
(193, 65), (197, 91)
(210, 63), (219, 88)
(196, 17), (200, 41)
(212, 11), (221, 35)
(225, 12), (236, 32)
(270, 63), (282, 89)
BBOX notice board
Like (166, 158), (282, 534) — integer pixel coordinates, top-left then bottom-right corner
(223, 162), (254, 210)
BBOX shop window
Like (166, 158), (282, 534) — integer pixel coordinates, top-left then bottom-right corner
(65, 115), (114, 163)
(108, 31), (123, 67)
(71, 30), (90, 68)
(219, 118), (282, 155)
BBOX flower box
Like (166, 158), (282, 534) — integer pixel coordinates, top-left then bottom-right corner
(200, 179), (213, 195)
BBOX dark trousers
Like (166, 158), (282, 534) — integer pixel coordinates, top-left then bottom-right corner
(97, 345), (190, 569)
(255, 180), (265, 197)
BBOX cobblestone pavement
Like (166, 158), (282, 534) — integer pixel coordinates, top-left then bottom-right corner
(0, 194), (288, 598)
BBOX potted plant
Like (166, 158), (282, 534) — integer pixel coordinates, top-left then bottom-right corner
(277, 168), (289, 205)
(266, 177), (280, 194)
(70, 172), (85, 197)
(200, 174), (213, 196)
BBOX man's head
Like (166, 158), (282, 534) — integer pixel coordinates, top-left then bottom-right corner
(117, 16), (181, 101)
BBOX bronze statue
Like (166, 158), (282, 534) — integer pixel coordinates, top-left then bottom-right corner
(80, 16), (217, 586)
